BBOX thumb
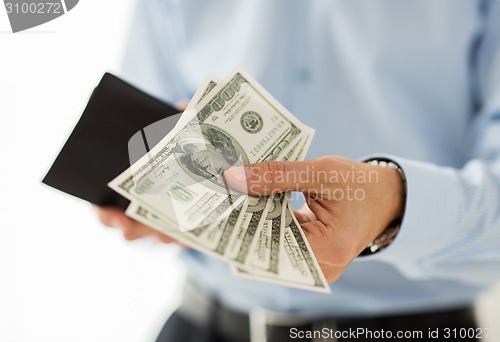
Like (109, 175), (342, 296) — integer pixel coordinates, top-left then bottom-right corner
(224, 160), (320, 196)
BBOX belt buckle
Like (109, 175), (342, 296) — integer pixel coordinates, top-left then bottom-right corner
(249, 308), (337, 342)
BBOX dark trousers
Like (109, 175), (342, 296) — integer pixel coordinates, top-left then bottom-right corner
(156, 313), (231, 342)
(156, 309), (479, 342)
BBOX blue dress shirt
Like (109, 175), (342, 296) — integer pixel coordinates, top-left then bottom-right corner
(120, 0), (500, 318)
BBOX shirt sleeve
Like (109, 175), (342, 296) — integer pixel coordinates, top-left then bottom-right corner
(361, 2), (500, 286)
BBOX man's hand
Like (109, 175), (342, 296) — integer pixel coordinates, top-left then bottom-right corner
(95, 206), (178, 244)
(94, 101), (191, 245)
(224, 156), (405, 283)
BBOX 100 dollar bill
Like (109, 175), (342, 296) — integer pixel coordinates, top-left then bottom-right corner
(109, 68), (308, 231)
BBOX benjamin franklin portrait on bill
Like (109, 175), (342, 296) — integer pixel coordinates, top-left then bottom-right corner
(173, 124), (247, 189)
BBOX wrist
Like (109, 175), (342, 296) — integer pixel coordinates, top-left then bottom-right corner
(362, 159), (407, 255)
(386, 166), (406, 223)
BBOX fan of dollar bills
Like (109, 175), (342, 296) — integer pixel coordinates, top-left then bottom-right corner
(109, 68), (330, 293)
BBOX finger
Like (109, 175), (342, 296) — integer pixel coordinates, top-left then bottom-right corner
(301, 220), (329, 262)
(152, 231), (178, 244)
(294, 210), (317, 224)
(94, 206), (181, 244)
(176, 100), (190, 112)
(301, 220), (344, 265)
(95, 206), (145, 240)
(293, 210), (312, 224)
(120, 220), (157, 241)
(94, 206), (132, 228)
(318, 263), (345, 283)
(224, 159), (325, 196)
(94, 206), (162, 240)
(301, 219), (326, 234)
(306, 200), (336, 225)
(94, 206), (125, 227)
(294, 203), (317, 223)
(304, 221), (359, 269)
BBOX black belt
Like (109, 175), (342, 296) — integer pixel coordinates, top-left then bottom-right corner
(176, 280), (477, 342)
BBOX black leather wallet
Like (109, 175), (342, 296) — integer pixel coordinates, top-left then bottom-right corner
(42, 73), (180, 210)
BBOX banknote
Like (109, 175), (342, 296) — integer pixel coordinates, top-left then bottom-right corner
(236, 136), (307, 273)
(233, 199), (330, 293)
(127, 133), (307, 259)
(125, 202), (245, 260)
(232, 134), (305, 272)
(124, 73), (307, 254)
(231, 132), (330, 293)
(109, 68), (308, 231)
(242, 193), (284, 275)
(185, 74), (221, 111)
(127, 133), (323, 291)
(116, 68), (327, 292)
(280, 200), (329, 291)
(224, 135), (305, 266)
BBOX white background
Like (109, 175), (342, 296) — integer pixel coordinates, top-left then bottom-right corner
(0, 1), (186, 341)
(0, 1), (499, 342)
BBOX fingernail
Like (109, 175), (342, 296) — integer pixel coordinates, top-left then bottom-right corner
(226, 166), (250, 182)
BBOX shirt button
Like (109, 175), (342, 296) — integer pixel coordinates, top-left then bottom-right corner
(297, 68), (311, 83)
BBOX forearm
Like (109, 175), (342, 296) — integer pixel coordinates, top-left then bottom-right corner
(360, 155), (500, 286)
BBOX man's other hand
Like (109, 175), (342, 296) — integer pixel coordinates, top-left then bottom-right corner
(95, 206), (178, 244)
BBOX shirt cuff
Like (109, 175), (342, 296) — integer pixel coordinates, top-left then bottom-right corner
(357, 155), (463, 274)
